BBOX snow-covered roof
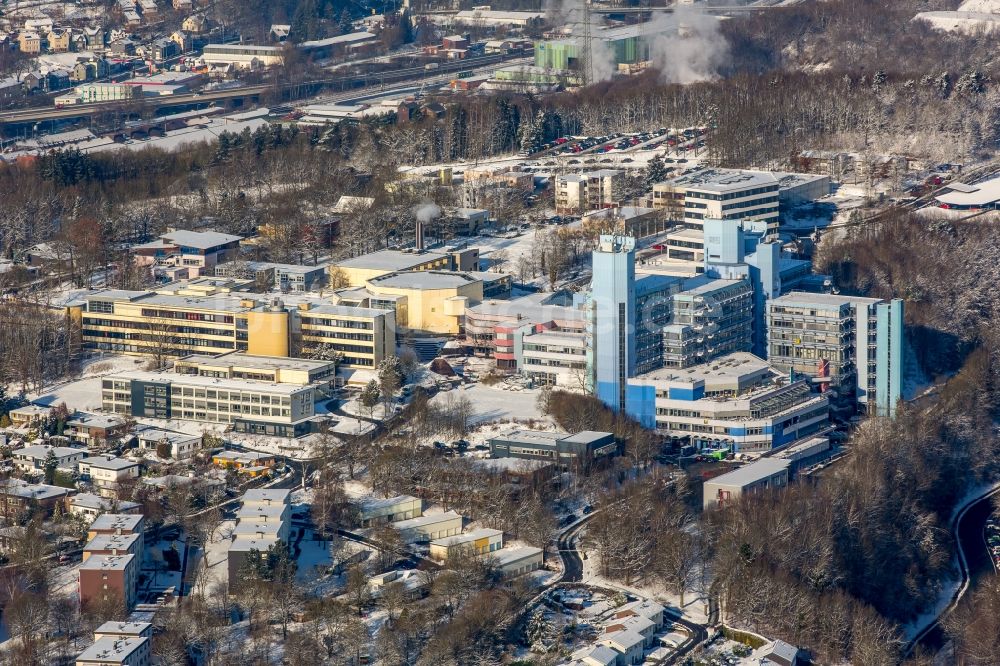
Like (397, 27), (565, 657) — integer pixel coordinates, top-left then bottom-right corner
(935, 174), (1000, 206)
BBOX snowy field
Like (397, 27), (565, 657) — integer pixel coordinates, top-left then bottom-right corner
(429, 382), (547, 426)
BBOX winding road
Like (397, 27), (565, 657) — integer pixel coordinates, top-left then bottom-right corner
(904, 484), (1000, 659)
(548, 511), (710, 663)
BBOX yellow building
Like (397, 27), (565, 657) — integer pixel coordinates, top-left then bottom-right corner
(297, 303), (396, 369)
(72, 288), (395, 369)
(357, 271), (484, 336)
(332, 249), (454, 287)
(174, 353), (337, 386)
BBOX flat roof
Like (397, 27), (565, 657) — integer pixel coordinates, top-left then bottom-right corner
(561, 430), (613, 445)
(111, 370), (312, 395)
(304, 303), (392, 318)
(229, 535), (280, 552)
(635, 352), (771, 383)
(242, 488), (291, 503)
(79, 553), (135, 571)
(71, 493), (140, 511)
(677, 276), (746, 297)
(360, 494), (420, 513)
(81, 456), (139, 471)
(3, 480), (71, 501)
(85, 533), (140, 552)
(770, 291), (883, 308)
(495, 429), (564, 445)
(90, 514), (143, 532)
(392, 511), (463, 530)
(130, 292), (252, 313)
(369, 270), (479, 290)
(95, 621), (151, 636)
(177, 353), (333, 373)
(706, 458), (790, 487)
(76, 636), (148, 662)
(161, 230), (242, 249)
(522, 330), (588, 346)
(67, 413), (124, 429)
(300, 31), (377, 48)
(431, 528), (503, 546)
(135, 427), (200, 444)
(336, 248), (449, 272)
(936, 174), (1000, 206)
(584, 206), (655, 221)
(664, 167), (778, 192)
(490, 545), (543, 564)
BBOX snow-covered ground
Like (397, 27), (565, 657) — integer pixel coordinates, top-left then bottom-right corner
(26, 355), (147, 411)
(429, 382), (547, 426)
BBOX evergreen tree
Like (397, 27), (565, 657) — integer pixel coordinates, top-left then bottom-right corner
(43, 450), (57, 485)
(645, 154), (669, 187)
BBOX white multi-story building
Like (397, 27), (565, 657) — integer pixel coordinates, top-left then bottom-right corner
(652, 168), (780, 234)
(102, 370), (316, 438)
(663, 277), (754, 369)
(519, 329), (589, 388)
(555, 170), (623, 214)
(625, 352), (829, 453)
(78, 456), (140, 499)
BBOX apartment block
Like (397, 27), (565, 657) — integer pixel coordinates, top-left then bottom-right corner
(555, 170), (623, 214)
(76, 636), (151, 666)
(79, 554), (138, 612)
(102, 370), (316, 438)
(626, 352), (830, 453)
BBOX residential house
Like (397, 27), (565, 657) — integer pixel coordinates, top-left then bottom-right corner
(7, 405), (53, 428)
(181, 15), (208, 33)
(0, 480), (72, 519)
(78, 456), (141, 498)
(12, 445), (85, 474)
(152, 37), (178, 62)
(135, 428), (200, 460)
(83, 532), (141, 561)
(169, 30), (191, 52)
(69, 493), (141, 523)
(598, 629), (646, 665)
(65, 414), (127, 446)
(173, 0), (193, 10)
(212, 450), (276, 477)
(755, 639), (803, 666)
(48, 29), (72, 52)
(94, 621), (153, 641)
(18, 32), (42, 54)
(46, 70), (72, 91)
(570, 645), (620, 666)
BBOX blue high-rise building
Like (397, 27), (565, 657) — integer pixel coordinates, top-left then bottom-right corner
(875, 298), (904, 417)
(588, 235), (637, 413)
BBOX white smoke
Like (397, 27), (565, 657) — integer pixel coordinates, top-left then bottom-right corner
(645, 7), (729, 85)
(414, 202), (441, 223)
(543, 0), (729, 86)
